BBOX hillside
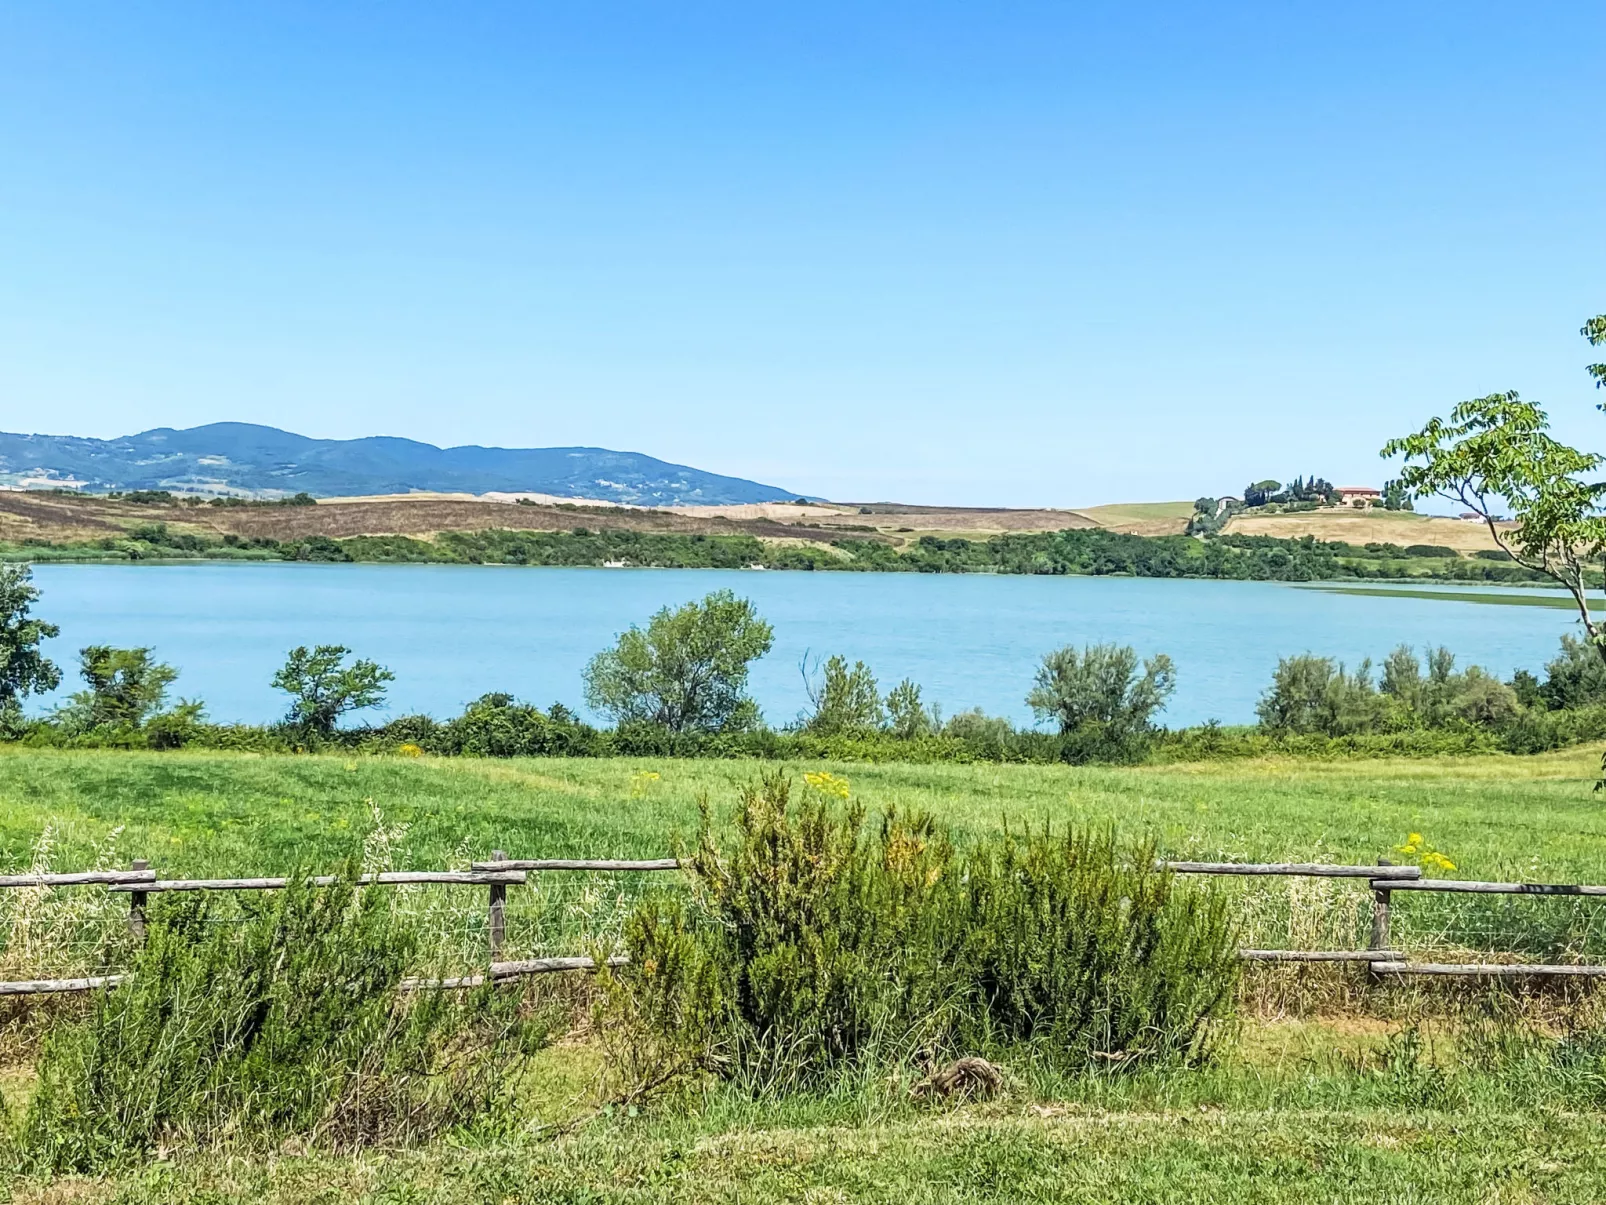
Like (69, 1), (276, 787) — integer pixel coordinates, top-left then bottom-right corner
(0, 489), (1519, 562)
(0, 422), (802, 506)
(1222, 505), (1506, 552)
(0, 489), (1161, 550)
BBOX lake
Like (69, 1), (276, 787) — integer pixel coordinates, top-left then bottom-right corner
(26, 564), (1589, 728)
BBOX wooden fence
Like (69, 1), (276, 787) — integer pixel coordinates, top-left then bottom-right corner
(4, 853), (1606, 996)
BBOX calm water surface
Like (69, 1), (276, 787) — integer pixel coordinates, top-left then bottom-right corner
(28, 564), (1588, 727)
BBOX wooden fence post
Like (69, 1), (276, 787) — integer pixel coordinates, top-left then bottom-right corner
(487, 850), (506, 959)
(128, 859), (148, 942)
(1368, 857), (1392, 972)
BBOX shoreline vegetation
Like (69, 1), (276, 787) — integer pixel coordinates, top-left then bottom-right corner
(1303, 584), (1601, 608)
(0, 524), (1568, 586)
(4, 567), (1605, 765)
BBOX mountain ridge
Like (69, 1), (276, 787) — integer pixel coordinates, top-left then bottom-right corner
(0, 422), (805, 507)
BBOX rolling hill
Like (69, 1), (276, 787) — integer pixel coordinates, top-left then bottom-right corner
(0, 422), (804, 506)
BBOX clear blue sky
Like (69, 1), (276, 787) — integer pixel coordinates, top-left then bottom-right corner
(1, 2), (1600, 507)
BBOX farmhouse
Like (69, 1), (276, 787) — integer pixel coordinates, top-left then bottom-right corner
(1334, 485), (1382, 509)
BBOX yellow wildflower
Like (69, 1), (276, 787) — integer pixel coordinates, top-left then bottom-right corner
(1394, 833), (1457, 877)
(397, 743), (424, 758)
(803, 771), (851, 799)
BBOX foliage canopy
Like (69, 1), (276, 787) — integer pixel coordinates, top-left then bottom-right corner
(583, 590), (773, 733)
(0, 563), (61, 708)
(272, 645), (394, 734)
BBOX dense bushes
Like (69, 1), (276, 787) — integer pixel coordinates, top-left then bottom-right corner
(17, 870), (544, 1172)
(1249, 641), (1606, 753)
(601, 777), (1238, 1091)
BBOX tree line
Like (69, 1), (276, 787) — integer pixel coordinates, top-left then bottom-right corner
(4, 522), (1563, 586)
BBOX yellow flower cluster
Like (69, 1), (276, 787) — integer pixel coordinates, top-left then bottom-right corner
(803, 771), (851, 799)
(1396, 832), (1456, 874)
(629, 770), (663, 797)
(397, 743), (424, 758)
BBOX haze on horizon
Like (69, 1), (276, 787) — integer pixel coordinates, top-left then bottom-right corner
(1, 2), (1599, 509)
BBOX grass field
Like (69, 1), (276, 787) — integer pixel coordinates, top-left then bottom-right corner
(1069, 499), (1195, 535)
(9, 748), (1606, 1201)
(20, 1104), (1606, 1203)
(1224, 506), (1508, 553)
(3, 746), (1600, 880)
(1307, 584), (1593, 609)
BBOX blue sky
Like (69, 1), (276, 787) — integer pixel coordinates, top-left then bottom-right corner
(1, 2), (1600, 506)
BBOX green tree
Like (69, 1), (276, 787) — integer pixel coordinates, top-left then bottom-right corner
(68, 646), (177, 727)
(884, 678), (935, 739)
(583, 591), (773, 733)
(1380, 479), (1413, 511)
(1540, 634), (1606, 710)
(800, 654), (884, 735)
(1383, 316), (1606, 654)
(272, 645), (394, 734)
(1026, 643), (1175, 739)
(1585, 314), (1606, 392)
(0, 564), (61, 709)
(1255, 654), (1389, 735)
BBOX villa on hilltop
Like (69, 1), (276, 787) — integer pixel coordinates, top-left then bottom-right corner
(1334, 485), (1382, 509)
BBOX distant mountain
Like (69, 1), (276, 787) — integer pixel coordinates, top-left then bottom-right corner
(0, 423), (806, 506)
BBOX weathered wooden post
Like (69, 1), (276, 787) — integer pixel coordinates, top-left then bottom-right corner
(1368, 857), (1392, 972)
(487, 850), (506, 960)
(128, 859), (149, 942)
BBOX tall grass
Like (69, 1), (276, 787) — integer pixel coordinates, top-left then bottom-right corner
(14, 868), (552, 1173)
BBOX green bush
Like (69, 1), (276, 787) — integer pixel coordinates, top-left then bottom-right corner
(604, 777), (1238, 1092)
(18, 870), (543, 1172)
(1255, 654), (1388, 735)
(1540, 635), (1606, 711)
(957, 829), (1237, 1064)
(432, 693), (606, 757)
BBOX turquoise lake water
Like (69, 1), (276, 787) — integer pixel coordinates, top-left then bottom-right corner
(27, 564), (1588, 728)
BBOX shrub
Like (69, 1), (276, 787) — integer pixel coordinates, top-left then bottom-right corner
(1256, 654), (1387, 735)
(884, 678), (936, 739)
(435, 693), (605, 757)
(1541, 634), (1606, 711)
(604, 777), (1238, 1093)
(956, 829), (1237, 1065)
(800, 654), (885, 735)
(142, 700), (206, 750)
(1026, 643), (1175, 760)
(19, 870), (542, 1172)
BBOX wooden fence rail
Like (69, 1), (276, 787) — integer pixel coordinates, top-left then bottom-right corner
(106, 870), (528, 894)
(1374, 879), (1606, 896)
(8, 854), (1606, 994)
(0, 870), (155, 888)
(1161, 861), (1422, 879)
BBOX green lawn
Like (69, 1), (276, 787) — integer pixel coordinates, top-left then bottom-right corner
(5, 746), (1606, 974)
(22, 1106), (1606, 1203)
(9, 748), (1606, 1202)
(1, 746), (1601, 881)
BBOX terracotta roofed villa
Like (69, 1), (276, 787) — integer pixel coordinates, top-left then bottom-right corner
(1334, 486), (1382, 509)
